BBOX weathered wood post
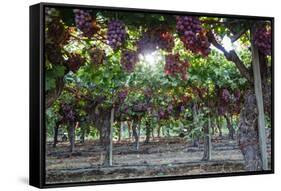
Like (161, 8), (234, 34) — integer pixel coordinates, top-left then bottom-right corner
(109, 107), (114, 166)
(251, 26), (268, 170)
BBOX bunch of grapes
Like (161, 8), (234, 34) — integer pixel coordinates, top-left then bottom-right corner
(221, 88), (231, 103)
(196, 32), (211, 56)
(107, 20), (127, 50)
(167, 104), (174, 114)
(230, 89), (242, 114)
(67, 53), (85, 73)
(89, 47), (105, 66)
(144, 87), (153, 98)
(158, 31), (175, 52)
(117, 90), (128, 103)
(218, 106), (226, 116)
(137, 28), (174, 54)
(45, 43), (64, 65)
(74, 9), (98, 38)
(193, 87), (206, 100)
(254, 26), (272, 56)
(45, 7), (60, 24)
(61, 103), (76, 123)
(164, 53), (190, 80)
(46, 19), (70, 45)
(158, 108), (169, 120)
(234, 89), (241, 102)
(120, 50), (139, 73)
(133, 102), (148, 112)
(176, 16), (210, 56)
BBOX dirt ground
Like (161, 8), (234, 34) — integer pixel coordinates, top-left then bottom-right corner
(45, 136), (271, 184)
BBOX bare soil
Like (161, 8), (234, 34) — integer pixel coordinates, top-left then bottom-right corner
(45, 136), (271, 184)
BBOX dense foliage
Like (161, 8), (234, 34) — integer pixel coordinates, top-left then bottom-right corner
(44, 7), (272, 148)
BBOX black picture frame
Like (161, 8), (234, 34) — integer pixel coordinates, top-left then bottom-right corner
(29, 2), (274, 188)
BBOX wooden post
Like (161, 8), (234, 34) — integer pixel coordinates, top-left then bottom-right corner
(251, 27), (268, 170)
(109, 108), (114, 166)
(208, 115), (212, 160)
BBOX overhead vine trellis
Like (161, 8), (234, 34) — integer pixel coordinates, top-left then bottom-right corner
(45, 7), (272, 171)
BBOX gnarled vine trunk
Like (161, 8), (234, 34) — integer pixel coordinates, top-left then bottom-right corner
(225, 114), (235, 140)
(87, 101), (113, 166)
(68, 123), (75, 153)
(132, 120), (140, 150)
(237, 91), (262, 171)
(202, 116), (211, 161)
(157, 124), (161, 138)
(99, 109), (112, 166)
(53, 121), (59, 148)
(145, 120), (151, 143)
(127, 121), (132, 141)
(216, 116), (222, 137)
(116, 121), (121, 142)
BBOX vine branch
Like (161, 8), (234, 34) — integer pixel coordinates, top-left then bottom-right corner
(207, 31), (253, 83)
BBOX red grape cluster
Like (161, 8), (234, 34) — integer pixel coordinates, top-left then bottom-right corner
(137, 28), (175, 54)
(158, 108), (169, 120)
(107, 20), (127, 50)
(196, 32), (211, 56)
(234, 89), (241, 102)
(167, 104), (174, 114)
(218, 88), (231, 115)
(117, 90), (128, 103)
(231, 89), (242, 114)
(61, 103), (76, 123)
(164, 53), (190, 80)
(254, 26), (272, 56)
(221, 88), (231, 103)
(67, 53), (85, 73)
(176, 16), (211, 56)
(194, 87), (206, 100)
(120, 50), (139, 73)
(45, 43), (64, 65)
(74, 9), (98, 38)
(217, 88), (242, 115)
(47, 19), (70, 45)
